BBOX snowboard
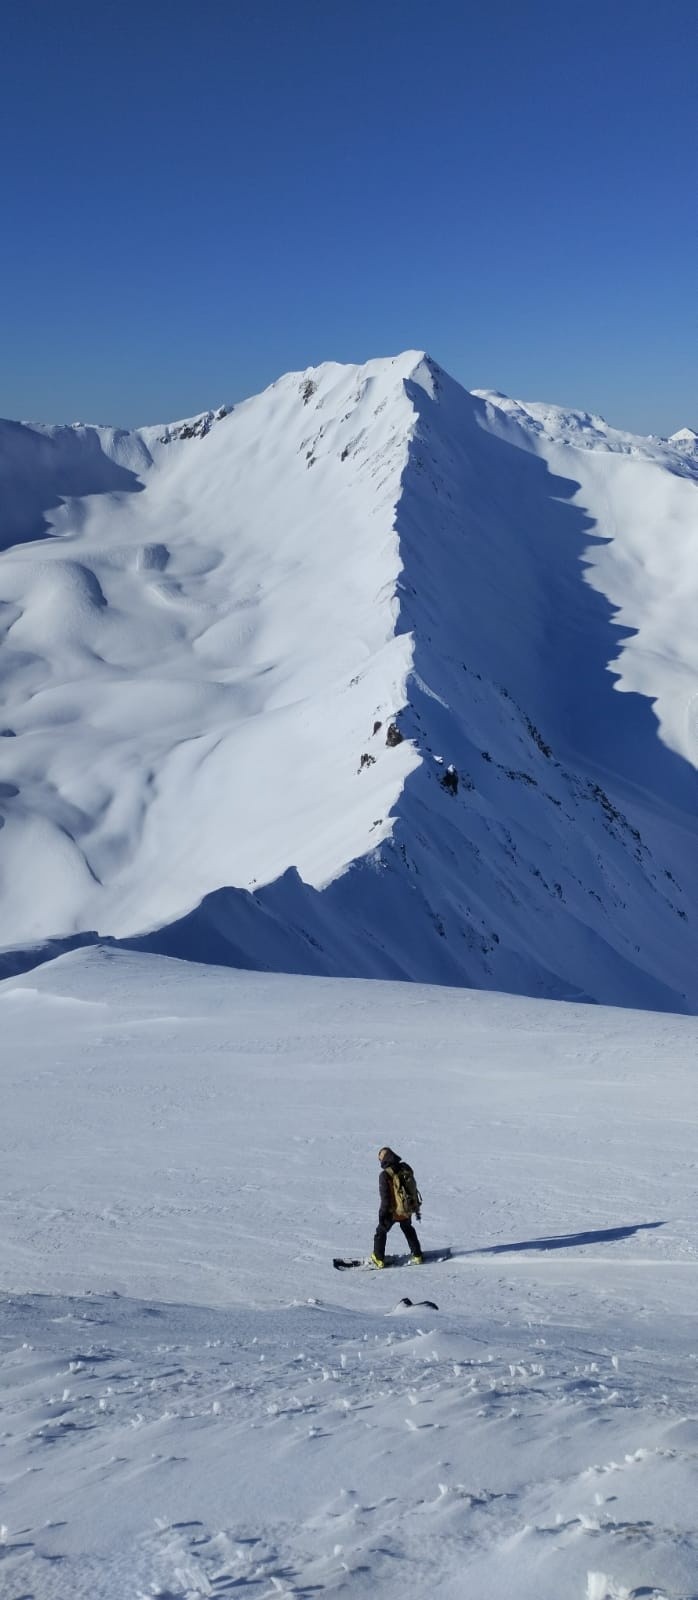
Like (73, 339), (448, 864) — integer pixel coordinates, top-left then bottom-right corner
(333, 1248), (451, 1271)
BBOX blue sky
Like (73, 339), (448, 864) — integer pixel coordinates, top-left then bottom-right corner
(2, 0), (694, 433)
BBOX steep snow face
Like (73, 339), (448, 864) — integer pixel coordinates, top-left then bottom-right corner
(129, 360), (698, 1012)
(473, 386), (698, 768)
(1, 355), (697, 1009)
(0, 355), (422, 942)
(355, 364), (698, 1010)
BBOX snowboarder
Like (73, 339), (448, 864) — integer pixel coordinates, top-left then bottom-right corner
(371, 1146), (423, 1268)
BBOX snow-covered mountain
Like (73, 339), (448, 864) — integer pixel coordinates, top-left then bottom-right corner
(1, 353), (697, 1008)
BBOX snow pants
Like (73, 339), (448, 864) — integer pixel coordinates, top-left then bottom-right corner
(373, 1214), (421, 1261)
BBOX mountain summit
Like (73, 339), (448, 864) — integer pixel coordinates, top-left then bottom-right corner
(1, 354), (697, 1007)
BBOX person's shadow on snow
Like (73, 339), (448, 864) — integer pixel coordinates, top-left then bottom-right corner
(457, 1221), (666, 1256)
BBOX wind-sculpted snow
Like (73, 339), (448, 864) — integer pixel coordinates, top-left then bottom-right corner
(1, 949), (697, 1599)
(1, 354), (697, 1007)
(0, 416), (151, 549)
(0, 356), (420, 943)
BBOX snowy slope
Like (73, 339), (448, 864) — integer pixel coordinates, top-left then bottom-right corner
(0, 356), (420, 941)
(1, 947), (697, 1600)
(1, 355), (697, 1007)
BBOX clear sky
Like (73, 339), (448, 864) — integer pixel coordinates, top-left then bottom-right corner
(2, 0), (695, 434)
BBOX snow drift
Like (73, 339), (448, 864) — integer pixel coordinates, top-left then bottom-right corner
(1, 353), (697, 1008)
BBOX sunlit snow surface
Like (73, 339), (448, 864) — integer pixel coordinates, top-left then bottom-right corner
(1, 354), (698, 1009)
(0, 356), (420, 942)
(1, 948), (697, 1600)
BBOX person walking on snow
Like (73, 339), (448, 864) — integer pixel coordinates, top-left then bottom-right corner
(371, 1146), (423, 1267)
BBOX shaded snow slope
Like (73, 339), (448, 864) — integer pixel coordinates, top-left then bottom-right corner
(1, 355), (697, 1007)
(472, 386), (698, 769)
(1, 947), (697, 1600)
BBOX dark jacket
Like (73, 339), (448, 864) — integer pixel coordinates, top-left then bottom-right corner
(378, 1148), (402, 1223)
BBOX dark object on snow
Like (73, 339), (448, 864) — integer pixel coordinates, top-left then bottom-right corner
(358, 753), (376, 772)
(385, 722), (403, 747)
(373, 1147), (422, 1264)
(373, 720), (382, 735)
(397, 1297), (439, 1310)
(442, 764), (459, 795)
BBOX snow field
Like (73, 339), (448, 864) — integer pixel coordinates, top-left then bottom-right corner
(1, 947), (696, 1599)
(2, 1293), (695, 1600)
